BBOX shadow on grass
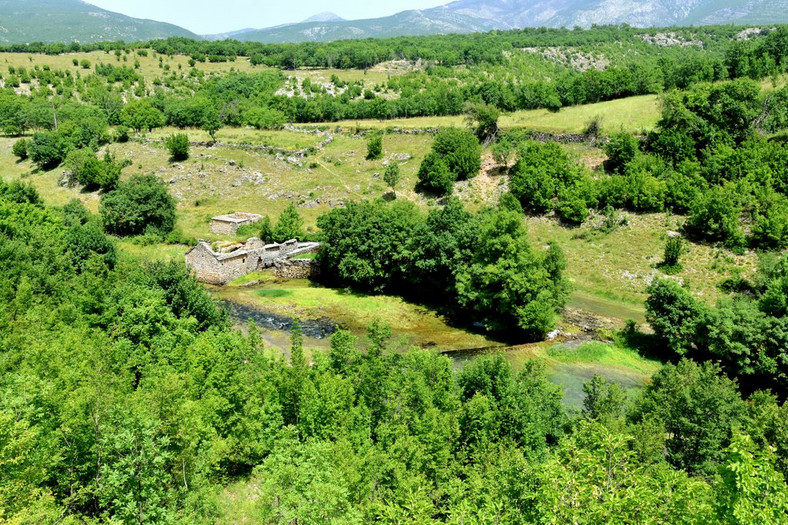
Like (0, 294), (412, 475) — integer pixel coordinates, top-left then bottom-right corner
(615, 320), (669, 363)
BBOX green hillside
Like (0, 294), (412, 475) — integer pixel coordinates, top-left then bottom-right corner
(230, 9), (498, 44)
(0, 0), (199, 44)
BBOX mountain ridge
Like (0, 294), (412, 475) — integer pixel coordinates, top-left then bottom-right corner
(225, 0), (788, 44)
(0, 0), (199, 44)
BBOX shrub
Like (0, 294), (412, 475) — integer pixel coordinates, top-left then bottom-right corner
(431, 127), (482, 180)
(100, 174), (175, 236)
(555, 184), (589, 225)
(686, 184), (744, 247)
(603, 132), (640, 173)
(62, 198), (91, 227)
(12, 138), (29, 160)
(417, 152), (454, 196)
(366, 133), (383, 160)
(166, 133), (190, 161)
(383, 163), (401, 194)
(661, 237), (684, 274)
(114, 125), (130, 143)
(65, 224), (117, 273)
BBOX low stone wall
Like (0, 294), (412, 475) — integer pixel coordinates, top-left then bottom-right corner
(273, 259), (321, 280)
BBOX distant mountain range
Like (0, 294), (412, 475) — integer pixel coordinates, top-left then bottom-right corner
(1, 0), (788, 45)
(0, 0), (198, 44)
(227, 0), (788, 43)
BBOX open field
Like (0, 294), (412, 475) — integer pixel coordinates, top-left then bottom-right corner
(329, 94), (661, 134)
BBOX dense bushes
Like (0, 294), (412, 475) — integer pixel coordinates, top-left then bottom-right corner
(645, 252), (788, 396)
(4, 182), (788, 523)
(417, 128), (481, 195)
(99, 174), (176, 236)
(317, 198), (568, 339)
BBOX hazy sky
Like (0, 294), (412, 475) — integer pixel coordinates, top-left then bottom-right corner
(85, 1), (447, 35)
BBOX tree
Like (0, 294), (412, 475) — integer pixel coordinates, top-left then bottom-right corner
(317, 199), (421, 292)
(716, 433), (788, 525)
(383, 163), (401, 196)
(582, 374), (626, 424)
(431, 127), (482, 181)
(645, 279), (704, 358)
(272, 202), (304, 242)
(686, 184), (744, 247)
(417, 152), (454, 196)
(100, 174), (176, 236)
(603, 132), (640, 173)
(454, 209), (568, 339)
(366, 133), (383, 160)
(120, 100), (165, 132)
(258, 216), (273, 242)
(65, 223), (117, 273)
(465, 102), (500, 145)
(630, 359), (745, 475)
(509, 141), (585, 214)
(165, 133), (190, 161)
(661, 236), (684, 273)
(29, 131), (70, 171)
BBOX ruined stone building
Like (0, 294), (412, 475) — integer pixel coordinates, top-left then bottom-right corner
(209, 212), (263, 235)
(185, 237), (320, 285)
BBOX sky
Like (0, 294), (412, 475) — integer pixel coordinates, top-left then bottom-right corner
(84, 0), (447, 35)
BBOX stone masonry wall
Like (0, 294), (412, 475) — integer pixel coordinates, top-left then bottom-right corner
(210, 220), (240, 235)
(273, 259), (321, 280)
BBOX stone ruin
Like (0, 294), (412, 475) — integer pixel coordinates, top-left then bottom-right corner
(185, 237), (321, 285)
(209, 212), (263, 235)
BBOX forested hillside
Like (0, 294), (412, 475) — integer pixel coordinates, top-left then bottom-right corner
(0, 0), (198, 44)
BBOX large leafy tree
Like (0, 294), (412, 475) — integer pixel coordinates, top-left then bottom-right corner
(455, 209), (568, 339)
(99, 174), (176, 236)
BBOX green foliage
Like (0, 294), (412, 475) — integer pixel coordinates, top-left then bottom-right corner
(317, 199), (421, 292)
(464, 102), (500, 144)
(582, 374), (626, 424)
(65, 223), (117, 273)
(62, 198), (90, 227)
(630, 359), (745, 475)
(645, 279), (704, 358)
(0, 178), (41, 205)
(63, 148), (123, 190)
(365, 132), (383, 160)
(11, 137), (29, 160)
(661, 236), (684, 273)
(100, 174), (176, 236)
(716, 433), (788, 525)
(510, 140), (586, 215)
(604, 132), (640, 173)
(272, 202), (304, 242)
(120, 99), (165, 132)
(258, 215), (273, 243)
(432, 127), (482, 181)
(454, 209), (568, 338)
(383, 162), (400, 194)
(29, 130), (70, 170)
(416, 151), (454, 195)
(686, 184), (744, 247)
(165, 132), (190, 161)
